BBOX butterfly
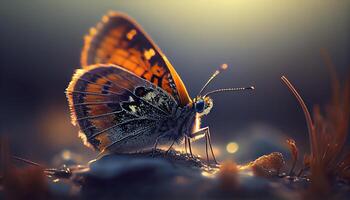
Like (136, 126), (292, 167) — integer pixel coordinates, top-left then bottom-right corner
(66, 12), (254, 163)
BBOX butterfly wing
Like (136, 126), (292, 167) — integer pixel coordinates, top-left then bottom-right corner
(81, 12), (191, 106)
(66, 64), (178, 152)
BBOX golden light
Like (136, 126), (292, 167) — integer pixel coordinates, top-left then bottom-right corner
(61, 150), (72, 160)
(221, 63), (228, 70)
(201, 167), (220, 178)
(226, 142), (239, 154)
(202, 171), (217, 178)
(240, 169), (254, 177)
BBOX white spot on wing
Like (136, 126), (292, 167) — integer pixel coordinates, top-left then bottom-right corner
(144, 91), (156, 100)
(129, 105), (138, 113)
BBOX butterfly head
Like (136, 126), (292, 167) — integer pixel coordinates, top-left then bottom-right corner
(194, 96), (213, 116)
(193, 64), (255, 116)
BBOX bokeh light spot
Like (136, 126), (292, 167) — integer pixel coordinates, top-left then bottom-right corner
(226, 142), (239, 154)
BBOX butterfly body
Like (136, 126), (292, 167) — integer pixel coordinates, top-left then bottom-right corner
(107, 105), (197, 153)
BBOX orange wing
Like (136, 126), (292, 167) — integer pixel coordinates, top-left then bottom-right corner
(81, 12), (191, 106)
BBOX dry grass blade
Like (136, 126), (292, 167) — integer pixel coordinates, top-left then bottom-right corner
(281, 76), (317, 158)
(281, 76), (329, 195)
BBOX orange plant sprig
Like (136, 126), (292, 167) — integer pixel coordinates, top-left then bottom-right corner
(286, 138), (298, 176)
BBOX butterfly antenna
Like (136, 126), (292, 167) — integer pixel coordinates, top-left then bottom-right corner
(197, 64), (228, 96)
(204, 86), (255, 96)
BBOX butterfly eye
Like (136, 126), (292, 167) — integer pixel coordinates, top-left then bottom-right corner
(195, 100), (205, 113)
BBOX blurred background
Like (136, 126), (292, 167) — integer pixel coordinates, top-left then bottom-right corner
(0, 0), (349, 165)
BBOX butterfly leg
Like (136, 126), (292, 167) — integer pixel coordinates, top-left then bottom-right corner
(184, 138), (189, 157)
(152, 136), (161, 157)
(153, 132), (175, 156)
(190, 127), (209, 164)
(206, 127), (219, 165)
(191, 127), (218, 165)
(189, 128), (206, 140)
(165, 140), (176, 155)
(205, 132), (210, 166)
(187, 137), (193, 158)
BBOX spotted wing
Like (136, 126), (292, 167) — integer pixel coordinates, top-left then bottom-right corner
(66, 64), (177, 151)
(81, 12), (191, 106)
